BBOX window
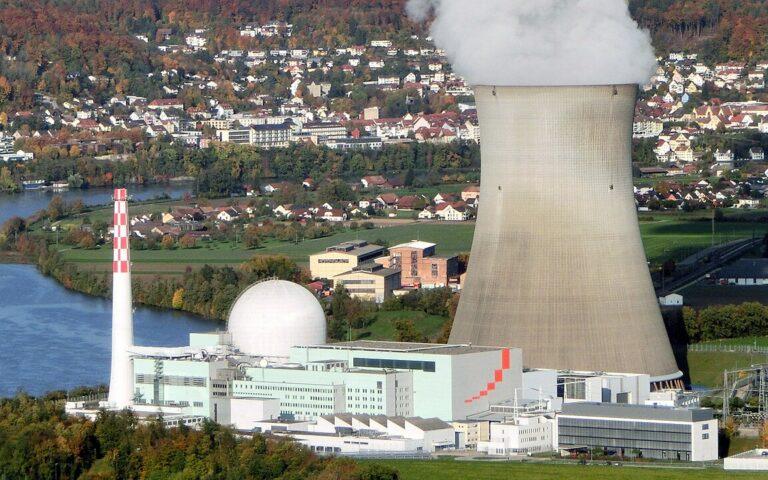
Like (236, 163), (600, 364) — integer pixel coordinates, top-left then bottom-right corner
(353, 357), (435, 372)
(431, 264), (439, 277)
(702, 433), (709, 440)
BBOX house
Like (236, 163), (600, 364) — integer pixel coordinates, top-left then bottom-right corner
(750, 147), (765, 161)
(436, 202), (469, 221)
(418, 207), (436, 219)
(361, 175), (388, 189)
(148, 99), (184, 111)
(461, 185), (480, 202)
(376, 193), (399, 208)
(217, 207), (243, 222)
(318, 208), (347, 222)
(302, 178), (316, 190)
(433, 193), (456, 204)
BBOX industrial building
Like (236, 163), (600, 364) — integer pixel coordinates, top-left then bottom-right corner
(66, 188), (719, 462)
(257, 414), (457, 455)
(557, 403), (718, 461)
(450, 85), (681, 385)
(387, 241), (459, 288)
(333, 263), (401, 303)
(309, 240), (386, 280)
(477, 415), (557, 456)
(715, 258), (768, 285)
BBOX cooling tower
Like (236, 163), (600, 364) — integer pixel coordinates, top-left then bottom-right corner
(450, 85), (681, 381)
(108, 188), (134, 408)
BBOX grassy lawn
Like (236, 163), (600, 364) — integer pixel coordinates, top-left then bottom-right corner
(57, 223), (476, 271)
(686, 350), (768, 387)
(699, 336), (768, 348)
(728, 436), (762, 457)
(353, 310), (448, 342)
(639, 218), (768, 266)
(359, 459), (767, 479)
(46, 199), (768, 280)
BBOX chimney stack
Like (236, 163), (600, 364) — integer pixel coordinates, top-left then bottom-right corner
(108, 188), (134, 408)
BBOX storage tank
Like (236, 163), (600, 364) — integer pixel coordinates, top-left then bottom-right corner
(449, 85), (681, 382)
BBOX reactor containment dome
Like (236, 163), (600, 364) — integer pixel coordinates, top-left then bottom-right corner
(449, 85), (681, 383)
(227, 279), (326, 358)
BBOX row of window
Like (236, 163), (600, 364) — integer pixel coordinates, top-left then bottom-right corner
(136, 374), (206, 387)
(353, 357), (436, 372)
(317, 258), (350, 264)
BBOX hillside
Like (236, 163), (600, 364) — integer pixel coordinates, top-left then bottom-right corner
(0, 1), (766, 107)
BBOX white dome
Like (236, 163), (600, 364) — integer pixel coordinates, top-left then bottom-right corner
(227, 279), (326, 358)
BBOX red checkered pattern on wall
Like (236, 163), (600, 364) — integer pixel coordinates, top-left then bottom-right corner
(112, 188), (130, 273)
(464, 348), (511, 404)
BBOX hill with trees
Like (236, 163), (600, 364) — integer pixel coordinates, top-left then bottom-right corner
(0, 1), (766, 108)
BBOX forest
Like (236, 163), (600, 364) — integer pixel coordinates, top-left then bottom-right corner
(4, 139), (480, 196)
(0, 1), (766, 108)
(0, 393), (398, 479)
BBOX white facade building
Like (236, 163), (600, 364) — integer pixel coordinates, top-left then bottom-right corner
(478, 415), (557, 456)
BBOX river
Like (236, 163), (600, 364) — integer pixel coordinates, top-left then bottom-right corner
(0, 264), (212, 397)
(0, 184), (192, 225)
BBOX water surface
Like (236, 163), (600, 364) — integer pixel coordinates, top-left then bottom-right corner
(0, 264), (212, 397)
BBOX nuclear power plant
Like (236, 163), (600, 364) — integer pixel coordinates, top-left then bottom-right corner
(62, 178), (716, 459)
(449, 85), (682, 385)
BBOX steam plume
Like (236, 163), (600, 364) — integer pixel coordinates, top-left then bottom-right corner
(406, 0), (657, 86)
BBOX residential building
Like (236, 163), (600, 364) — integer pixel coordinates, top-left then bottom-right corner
(557, 403), (718, 461)
(325, 137), (383, 151)
(333, 263), (401, 303)
(387, 241), (459, 288)
(309, 241), (385, 280)
(251, 123), (291, 149)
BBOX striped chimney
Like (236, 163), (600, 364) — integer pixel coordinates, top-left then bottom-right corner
(108, 188), (134, 408)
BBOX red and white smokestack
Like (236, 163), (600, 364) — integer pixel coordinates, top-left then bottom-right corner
(108, 188), (134, 408)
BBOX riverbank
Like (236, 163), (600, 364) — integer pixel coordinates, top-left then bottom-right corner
(0, 250), (30, 264)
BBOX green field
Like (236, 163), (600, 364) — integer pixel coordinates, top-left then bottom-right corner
(57, 223), (476, 270)
(359, 459), (766, 480)
(45, 198), (768, 279)
(687, 350), (768, 387)
(353, 310), (448, 342)
(639, 218), (768, 266)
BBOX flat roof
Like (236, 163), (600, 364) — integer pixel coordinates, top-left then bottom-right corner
(560, 402), (713, 423)
(299, 340), (503, 355)
(320, 241), (385, 258)
(390, 240), (436, 250)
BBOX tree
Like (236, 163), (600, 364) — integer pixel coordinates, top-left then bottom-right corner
(46, 196), (66, 220)
(161, 235), (176, 249)
(394, 319), (426, 342)
(243, 226), (261, 249)
(179, 234), (197, 249)
(78, 233), (96, 249)
(172, 288), (185, 309)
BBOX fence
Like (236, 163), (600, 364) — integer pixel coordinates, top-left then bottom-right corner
(688, 343), (768, 355)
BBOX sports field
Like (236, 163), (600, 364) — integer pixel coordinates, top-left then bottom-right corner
(359, 459), (767, 480)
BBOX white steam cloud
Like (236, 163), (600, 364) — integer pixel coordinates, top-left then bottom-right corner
(406, 0), (657, 86)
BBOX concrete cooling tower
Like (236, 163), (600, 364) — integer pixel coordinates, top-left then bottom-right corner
(449, 85), (681, 383)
